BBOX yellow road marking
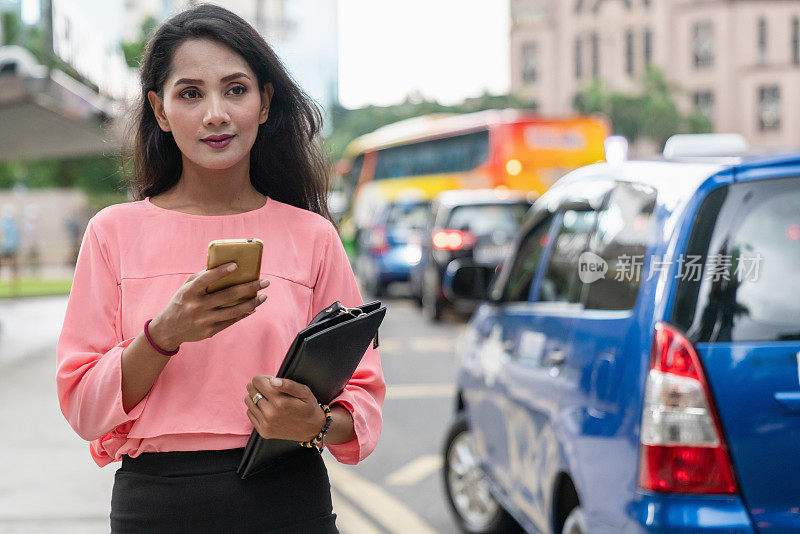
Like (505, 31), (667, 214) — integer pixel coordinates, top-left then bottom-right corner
(325, 459), (438, 534)
(331, 489), (383, 534)
(386, 455), (443, 487)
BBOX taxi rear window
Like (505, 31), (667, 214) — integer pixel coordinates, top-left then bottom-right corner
(673, 177), (800, 343)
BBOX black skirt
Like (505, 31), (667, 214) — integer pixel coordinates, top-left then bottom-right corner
(110, 446), (338, 534)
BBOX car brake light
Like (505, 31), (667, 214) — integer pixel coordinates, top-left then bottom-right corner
(432, 230), (477, 251)
(638, 322), (738, 494)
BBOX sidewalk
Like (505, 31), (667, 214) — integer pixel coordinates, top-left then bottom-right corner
(0, 296), (69, 367)
(0, 314), (114, 533)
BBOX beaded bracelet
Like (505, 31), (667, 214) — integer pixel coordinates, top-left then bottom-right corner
(299, 403), (332, 451)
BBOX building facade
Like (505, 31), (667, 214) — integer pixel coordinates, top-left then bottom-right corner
(123, 0), (289, 43)
(510, 0), (800, 149)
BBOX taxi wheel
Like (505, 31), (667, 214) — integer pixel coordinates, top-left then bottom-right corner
(442, 414), (522, 534)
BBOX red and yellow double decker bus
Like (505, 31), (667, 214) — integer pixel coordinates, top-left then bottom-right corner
(337, 109), (609, 254)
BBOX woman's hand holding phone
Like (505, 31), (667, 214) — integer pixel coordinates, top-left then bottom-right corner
(149, 263), (270, 350)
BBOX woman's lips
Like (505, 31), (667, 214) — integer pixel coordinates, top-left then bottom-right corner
(202, 135), (234, 148)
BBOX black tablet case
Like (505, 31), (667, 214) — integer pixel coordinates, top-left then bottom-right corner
(237, 300), (386, 479)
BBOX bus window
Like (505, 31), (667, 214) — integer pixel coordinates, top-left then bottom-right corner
(373, 130), (489, 180)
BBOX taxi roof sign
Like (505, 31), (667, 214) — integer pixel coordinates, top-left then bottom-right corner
(663, 134), (748, 158)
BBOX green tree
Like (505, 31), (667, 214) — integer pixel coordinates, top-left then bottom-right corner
(1, 11), (23, 45)
(572, 79), (607, 115)
(2, 9), (45, 62)
(572, 66), (709, 150)
(685, 110), (712, 135)
(0, 162), (22, 188)
(122, 15), (158, 68)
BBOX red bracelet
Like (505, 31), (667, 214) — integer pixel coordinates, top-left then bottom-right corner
(144, 319), (180, 356)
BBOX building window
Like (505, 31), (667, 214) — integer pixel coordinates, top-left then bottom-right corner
(522, 42), (539, 83)
(693, 21), (714, 68)
(644, 28), (652, 66)
(625, 30), (634, 75)
(792, 17), (799, 65)
(758, 85), (781, 132)
(758, 18), (768, 64)
(591, 32), (600, 77)
(693, 91), (714, 126)
(575, 36), (583, 79)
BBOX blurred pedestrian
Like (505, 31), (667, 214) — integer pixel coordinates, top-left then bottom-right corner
(55, 5), (384, 534)
(64, 209), (83, 266)
(20, 203), (41, 277)
(0, 203), (20, 282)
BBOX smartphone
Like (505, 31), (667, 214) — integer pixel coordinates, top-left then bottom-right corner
(206, 238), (264, 308)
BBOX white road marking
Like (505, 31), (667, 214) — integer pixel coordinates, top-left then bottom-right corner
(325, 459), (438, 534)
(331, 489), (382, 534)
(386, 455), (443, 487)
(386, 383), (456, 400)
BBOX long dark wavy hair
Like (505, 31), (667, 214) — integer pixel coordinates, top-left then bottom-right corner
(121, 3), (334, 226)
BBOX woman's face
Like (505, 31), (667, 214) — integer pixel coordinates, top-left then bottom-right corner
(147, 38), (273, 171)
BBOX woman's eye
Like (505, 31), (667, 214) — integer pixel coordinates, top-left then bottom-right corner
(179, 86), (245, 99)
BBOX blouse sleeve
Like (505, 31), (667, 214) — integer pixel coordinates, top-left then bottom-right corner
(55, 218), (148, 442)
(311, 221), (386, 465)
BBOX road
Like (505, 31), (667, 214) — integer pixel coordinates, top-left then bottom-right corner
(0, 287), (468, 533)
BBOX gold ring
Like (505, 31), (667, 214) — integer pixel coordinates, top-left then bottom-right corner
(251, 392), (264, 405)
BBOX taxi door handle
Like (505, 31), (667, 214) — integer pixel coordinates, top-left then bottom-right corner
(774, 392), (800, 412)
(544, 350), (565, 367)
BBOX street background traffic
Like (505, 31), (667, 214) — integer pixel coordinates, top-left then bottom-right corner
(1, 0), (799, 532)
(0, 287), (465, 533)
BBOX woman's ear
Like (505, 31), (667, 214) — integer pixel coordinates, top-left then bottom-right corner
(259, 83), (274, 125)
(147, 90), (171, 132)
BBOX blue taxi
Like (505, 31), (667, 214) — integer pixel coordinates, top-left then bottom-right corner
(441, 137), (800, 533)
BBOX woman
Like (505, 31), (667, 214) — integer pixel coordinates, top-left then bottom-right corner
(55, 5), (384, 533)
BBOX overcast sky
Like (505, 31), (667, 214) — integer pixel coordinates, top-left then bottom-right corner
(21, 0), (510, 110)
(337, 0), (510, 109)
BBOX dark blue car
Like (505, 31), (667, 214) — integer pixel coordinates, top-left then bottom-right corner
(441, 147), (800, 533)
(354, 198), (429, 297)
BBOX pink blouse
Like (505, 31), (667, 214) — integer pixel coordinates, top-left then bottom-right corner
(55, 195), (385, 467)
